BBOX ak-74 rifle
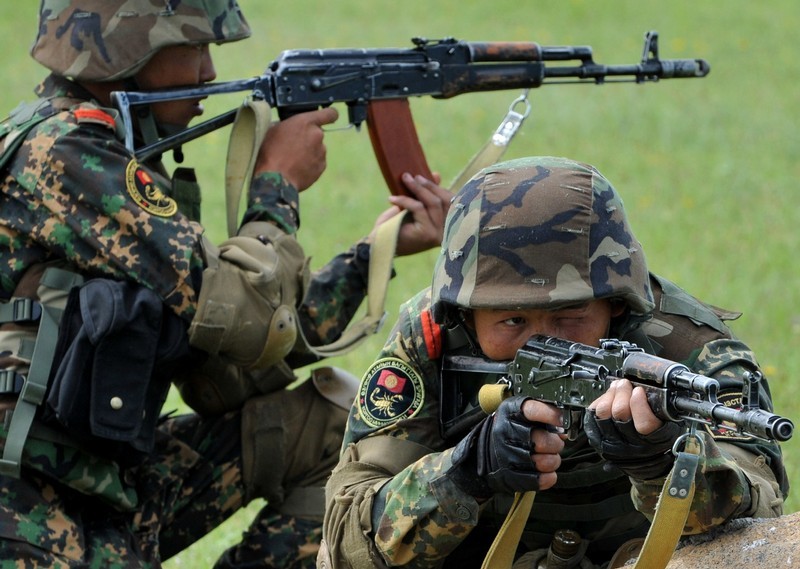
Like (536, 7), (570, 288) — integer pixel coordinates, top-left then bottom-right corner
(442, 334), (794, 443)
(110, 31), (709, 196)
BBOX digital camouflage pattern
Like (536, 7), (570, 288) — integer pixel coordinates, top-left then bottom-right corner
(0, 31), (375, 569)
(31, 0), (251, 81)
(0, 410), (315, 568)
(431, 156), (655, 326)
(0, 74), (372, 337)
(322, 158), (787, 568)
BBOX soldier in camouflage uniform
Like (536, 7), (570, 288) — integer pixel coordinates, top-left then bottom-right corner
(0, 1), (451, 567)
(320, 156), (789, 568)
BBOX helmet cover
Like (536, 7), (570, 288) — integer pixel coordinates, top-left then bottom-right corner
(31, 0), (251, 81)
(431, 156), (654, 324)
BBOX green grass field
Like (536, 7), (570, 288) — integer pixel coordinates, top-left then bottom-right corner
(1, 1), (797, 565)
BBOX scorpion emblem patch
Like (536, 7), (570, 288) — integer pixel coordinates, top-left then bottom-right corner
(358, 358), (425, 428)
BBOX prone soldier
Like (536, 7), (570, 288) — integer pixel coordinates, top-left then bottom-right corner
(320, 156), (789, 568)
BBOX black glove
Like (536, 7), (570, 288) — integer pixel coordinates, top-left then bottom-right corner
(583, 409), (683, 480)
(448, 396), (541, 497)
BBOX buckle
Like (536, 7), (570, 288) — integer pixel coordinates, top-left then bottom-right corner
(0, 370), (25, 395)
(0, 298), (42, 324)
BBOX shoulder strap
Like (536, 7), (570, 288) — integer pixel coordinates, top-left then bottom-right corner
(0, 268), (84, 478)
(0, 99), (55, 171)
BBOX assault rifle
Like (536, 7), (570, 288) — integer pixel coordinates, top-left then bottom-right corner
(110, 31), (709, 196)
(442, 335), (794, 443)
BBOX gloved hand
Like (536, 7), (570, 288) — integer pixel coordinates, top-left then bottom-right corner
(584, 408), (683, 480)
(448, 396), (563, 498)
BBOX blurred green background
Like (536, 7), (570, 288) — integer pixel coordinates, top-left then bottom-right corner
(1, 1), (797, 565)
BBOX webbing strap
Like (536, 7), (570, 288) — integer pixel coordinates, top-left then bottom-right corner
(225, 96), (273, 238)
(298, 210), (406, 358)
(447, 92), (530, 192)
(480, 434), (703, 569)
(224, 96), (405, 358)
(632, 435), (702, 569)
(480, 491), (536, 569)
(0, 304), (61, 478)
(0, 267), (83, 478)
(223, 93), (529, 359)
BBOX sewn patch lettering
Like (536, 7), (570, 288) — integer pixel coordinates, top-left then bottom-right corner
(357, 358), (425, 428)
(125, 159), (178, 217)
(704, 389), (753, 441)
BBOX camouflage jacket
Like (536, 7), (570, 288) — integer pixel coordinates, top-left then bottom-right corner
(323, 277), (788, 568)
(0, 74), (371, 345)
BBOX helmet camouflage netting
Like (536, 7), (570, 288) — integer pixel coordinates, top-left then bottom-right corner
(431, 156), (654, 325)
(31, 0), (251, 81)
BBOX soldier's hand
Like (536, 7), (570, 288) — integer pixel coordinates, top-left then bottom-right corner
(254, 107), (339, 191)
(370, 173), (452, 256)
(585, 379), (682, 480)
(448, 396), (564, 499)
(589, 378), (663, 435)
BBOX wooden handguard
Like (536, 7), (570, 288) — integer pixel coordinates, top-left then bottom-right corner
(367, 99), (435, 197)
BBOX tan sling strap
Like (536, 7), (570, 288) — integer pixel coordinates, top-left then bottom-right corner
(480, 491), (537, 569)
(224, 93), (530, 358)
(225, 95), (272, 239)
(631, 432), (702, 568)
(479, 430), (704, 569)
(224, 96), (400, 358)
(447, 91), (531, 193)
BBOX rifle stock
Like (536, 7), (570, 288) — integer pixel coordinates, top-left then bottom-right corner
(444, 335), (794, 443)
(110, 31), (710, 194)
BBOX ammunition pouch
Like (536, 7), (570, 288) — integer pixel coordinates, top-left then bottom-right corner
(174, 354), (296, 416)
(40, 278), (191, 461)
(241, 366), (358, 512)
(0, 270), (192, 476)
(188, 222), (309, 370)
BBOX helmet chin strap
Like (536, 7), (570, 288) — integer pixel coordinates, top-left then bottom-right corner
(454, 308), (484, 357)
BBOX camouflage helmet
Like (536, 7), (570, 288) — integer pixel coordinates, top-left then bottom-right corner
(431, 156), (655, 325)
(31, 0), (251, 81)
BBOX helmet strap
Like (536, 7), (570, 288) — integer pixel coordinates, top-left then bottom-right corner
(453, 308), (484, 357)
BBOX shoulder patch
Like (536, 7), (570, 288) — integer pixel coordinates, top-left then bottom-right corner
(704, 389), (753, 441)
(125, 159), (178, 217)
(357, 358), (425, 428)
(74, 108), (116, 131)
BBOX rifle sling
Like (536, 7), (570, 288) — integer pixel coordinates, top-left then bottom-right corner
(224, 94), (528, 358)
(224, 99), (400, 357)
(480, 434), (703, 569)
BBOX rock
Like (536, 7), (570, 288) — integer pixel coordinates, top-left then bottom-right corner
(664, 512), (800, 568)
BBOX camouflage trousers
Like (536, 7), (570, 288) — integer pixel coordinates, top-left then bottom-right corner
(0, 410), (320, 568)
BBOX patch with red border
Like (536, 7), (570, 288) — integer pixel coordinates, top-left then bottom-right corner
(125, 159), (178, 217)
(357, 358), (425, 428)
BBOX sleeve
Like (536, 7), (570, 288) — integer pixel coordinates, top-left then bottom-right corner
(630, 337), (788, 533)
(245, 173), (380, 356)
(7, 114), (205, 320)
(323, 291), (482, 568)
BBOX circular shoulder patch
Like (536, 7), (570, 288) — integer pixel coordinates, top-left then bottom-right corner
(125, 159), (178, 217)
(357, 358), (425, 428)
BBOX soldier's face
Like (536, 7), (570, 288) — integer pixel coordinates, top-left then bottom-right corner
(469, 299), (623, 361)
(135, 44), (217, 128)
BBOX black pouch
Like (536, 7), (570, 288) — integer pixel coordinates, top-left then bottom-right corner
(41, 279), (190, 462)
